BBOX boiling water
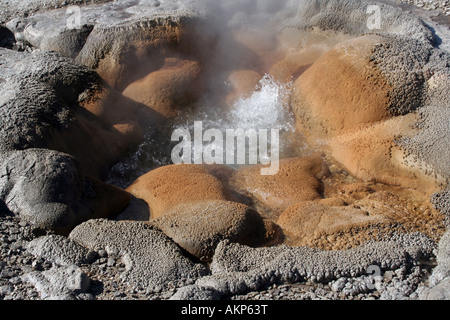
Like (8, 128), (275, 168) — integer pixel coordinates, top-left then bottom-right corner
(106, 28), (355, 188)
(107, 74), (303, 188)
(229, 74), (294, 131)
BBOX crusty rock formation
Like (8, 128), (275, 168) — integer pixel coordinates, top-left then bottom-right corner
(0, 48), (148, 178)
(171, 232), (437, 299)
(278, 201), (391, 245)
(69, 219), (208, 289)
(126, 164), (234, 219)
(291, 35), (394, 137)
(0, 0), (448, 301)
(0, 149), (130, 235)
(291, 32), (450, 192)
(152, 200), (282, 261)
(230, 156), (330, 213)
(328, 115), (445, 193)
(123, 58), (203, 118)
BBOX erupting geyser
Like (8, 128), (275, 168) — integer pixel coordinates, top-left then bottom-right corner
(0, 0), (449, 301)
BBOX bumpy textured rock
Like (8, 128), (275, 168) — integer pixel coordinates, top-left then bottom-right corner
(0, 0), (112, 24)
(277, 201), (391, 242)
(152, 200), (282, 261)
(292, 34), (437, 138)
(4, 0), (208, 64)
(0, 149), (131, 235)
(398, 105), (450, 184)
(0, 48), (146, 177)
(292, 35), (393, 137)
(431, 189), (450, 226)
(328, 115), (445, 193)
(123, 58), (203, 118)
(27, 235), (97, 266)
(291, 29), (450, 191)
(0, 48), (93, 153)
(291, 0), (433, 43)
(187, 233), (436, 298)
(230, 156), (330, 213)
(422, 278), (450, 300)
(76, 15), (209, 91)
(6, 14), (94, 58)
(418, 231), (450, 300)
(368, 36), (433, 116)
(170, 285), (222, 300)
(69, 219), (209, 289)
(22, 265), (90, 300)
(126, 164), (234, 219)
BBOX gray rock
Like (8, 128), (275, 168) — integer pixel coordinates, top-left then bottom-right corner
(170, 285), (222, 300)
(431, 189), (450, 226)
(437, 231), (450, 265)
(4, 0), (210, 89)
(0, 47), (147, 178)
(399, 0), (450, 16)
(191, 233), (435, 297)
(422, 277), (450, 300)
(290, 0), (433, 43)
(0, 0), (113, 24)
(0, 284), (14, 296)
(69, 219), (209, 290)
(367, 35), (434, 116)
(399, 105), (450, 185)
(0, 148), (131, 235)
(27, 235), (97, 266)
(75, 14), (210, 91)
(0, 48), (92, 154)
(22, 264), (90, 300)
(418, 230), (450, 299)
(6, 15), (93, 58)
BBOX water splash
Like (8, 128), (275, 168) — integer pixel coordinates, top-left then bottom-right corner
(229, 74), (294, 132)
(107, 74), (301, 187)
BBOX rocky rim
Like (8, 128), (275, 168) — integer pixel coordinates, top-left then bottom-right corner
(0, 0), (450, 300)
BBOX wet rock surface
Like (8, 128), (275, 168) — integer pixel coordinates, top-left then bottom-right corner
(230, 156), (330, 214)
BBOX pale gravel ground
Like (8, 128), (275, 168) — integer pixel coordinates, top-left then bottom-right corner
(0, 213), (440, 300)
(398, 0), (450, 15)
(0, 0), (112, 24)
(0, 0), (449, 25)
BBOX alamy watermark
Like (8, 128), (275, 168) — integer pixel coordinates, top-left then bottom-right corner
(66, 5), (82, 30)
(171, 121), (280, 175)
(367, 5), (382, 30)
(366, 265), (383, 290)
(64, 4), (381, 30)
